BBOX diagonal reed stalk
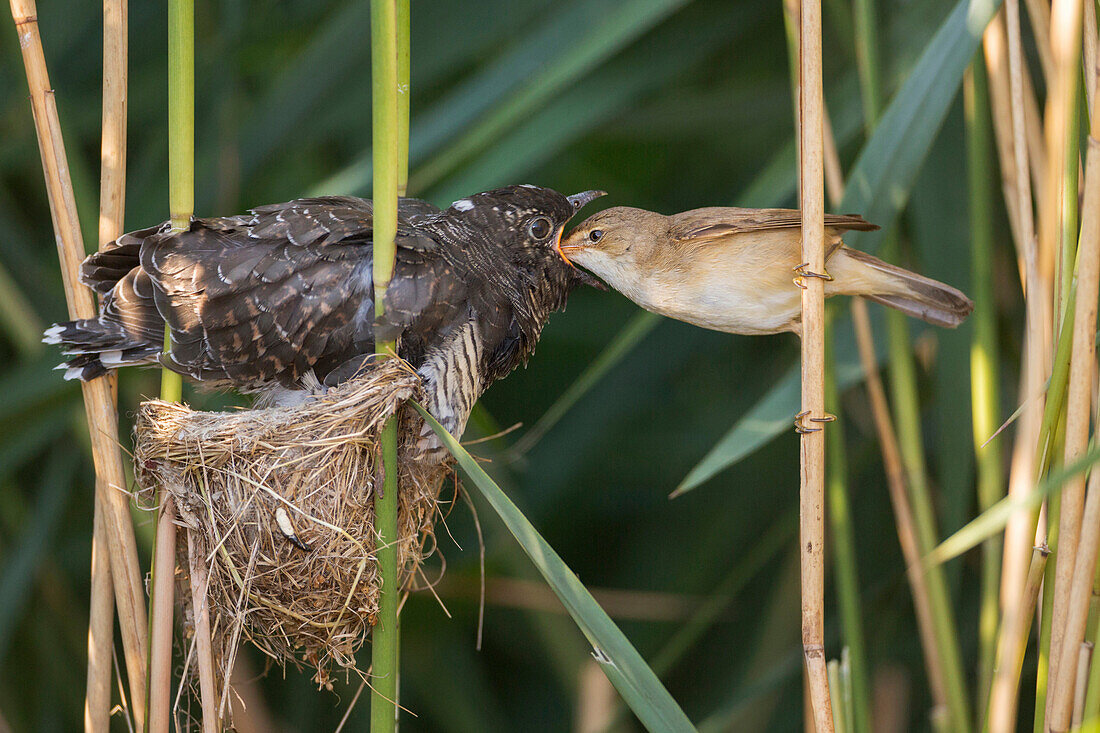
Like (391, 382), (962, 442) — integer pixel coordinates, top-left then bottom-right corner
(148, 0), (194, 730)
(86, 0), (129, 730)
(850, 0), (970, 727)
(796, 0), (834, 728)
(7, 1), (150, 729)
(986, 544), (1049, 732)
(370, 0), (406, 730)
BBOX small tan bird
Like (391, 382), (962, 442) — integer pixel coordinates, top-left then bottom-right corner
(558, 206), (973, 335)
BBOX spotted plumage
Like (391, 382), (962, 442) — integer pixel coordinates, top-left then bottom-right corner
(45, 185), (605, 439)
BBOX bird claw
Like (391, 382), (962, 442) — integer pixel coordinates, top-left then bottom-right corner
(793, 263), (833, 289)
(794, 409), (836, 434)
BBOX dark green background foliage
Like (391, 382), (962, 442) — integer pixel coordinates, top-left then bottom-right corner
(0, 0), (1019, 730)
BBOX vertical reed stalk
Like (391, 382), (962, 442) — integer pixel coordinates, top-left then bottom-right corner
(370, 0), (403, 730)
(965, 58), (1006, 715)
(85, 0), (129, 730)
(148, 0), (194, 730)
(396, 0), (410, 197)
(1001, 0), (1047, 693)
(797, 1), (833, 728)
(825, 369), (871, 733)
(186, 534), (218, 733)
(1074, 643), (1093, 726)
(1042, 0), (1085, 719)
(987, 545), (1050, 732)
(1046, 60), (1100, 730)
(7, 2), (149, 727)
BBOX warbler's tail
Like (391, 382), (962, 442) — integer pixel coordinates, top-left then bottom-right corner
(831, 247), (974, 329)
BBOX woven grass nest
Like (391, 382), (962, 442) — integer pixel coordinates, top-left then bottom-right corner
(134, 358), (451, 688)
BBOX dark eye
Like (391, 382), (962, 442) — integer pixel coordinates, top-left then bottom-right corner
(527, 216), (553, 241)
(589, 229), (604, 243)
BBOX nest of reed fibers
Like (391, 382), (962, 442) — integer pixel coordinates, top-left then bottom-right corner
(134, 358), (451, 688)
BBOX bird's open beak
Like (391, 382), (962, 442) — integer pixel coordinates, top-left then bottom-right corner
(566, 190), (607, 212)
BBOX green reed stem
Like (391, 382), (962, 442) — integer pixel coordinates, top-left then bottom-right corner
(965, 59), (1003, 714)
(850, 0), (970, 725)
(825, 358), (871, 733)
(370, 0), (404, 730)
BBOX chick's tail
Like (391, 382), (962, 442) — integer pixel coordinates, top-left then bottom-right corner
(831, 247), (974, 328)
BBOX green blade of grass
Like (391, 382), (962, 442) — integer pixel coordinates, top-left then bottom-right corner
(412, 402), (696, 733)
(929, 441), (1100, 565)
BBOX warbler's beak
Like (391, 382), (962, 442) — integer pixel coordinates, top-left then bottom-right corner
(566, 190), (607, 212)
(556, 189), (606, 265)
(554, 227), (607, 291)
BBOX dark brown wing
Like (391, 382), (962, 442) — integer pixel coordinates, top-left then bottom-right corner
(669, 207), (878, 245)
(137, 196), (460, 389)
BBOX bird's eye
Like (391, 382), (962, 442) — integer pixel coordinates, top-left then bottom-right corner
(527, 216), (553, 241)
(589, 229), (604, 243)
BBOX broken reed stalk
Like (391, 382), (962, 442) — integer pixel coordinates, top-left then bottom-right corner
(7, 0), (150, 726)
(370, 0), (404, 729)
(796, 0), (833, 728)
(148, 0), (194, 730)
(1043, 0), (1085, 718)
(1046, 59), (1100, 731)
(965, 59), (1005, 716)
(86, 0), (129, 730)
(986, 544), (1050, 733)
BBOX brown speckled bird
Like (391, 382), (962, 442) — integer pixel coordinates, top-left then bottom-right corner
(560, 206), (973, 334)
(45, 185), (605, 440)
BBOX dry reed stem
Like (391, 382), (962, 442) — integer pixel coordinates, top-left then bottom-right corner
(7, 1), (149, 726)
(850, 302), (949, 713)
(1024, 0), (1055, 84)
(797, 0), (833, 729)
(1002, 0), (1049, 636)
(819, 47), (950, 718)
(148, 498), (177, 733)
(85, 480), (114, 733)
(85, 1), (128, 729)
(1043, 0), (1085, 708)
(1047, 87), (1100, 733)
(186, 532), (218, 733)
(1073, 643), (1093, 726)
(988, 544), (1050, 732)
(1047, 418), (1100, 727)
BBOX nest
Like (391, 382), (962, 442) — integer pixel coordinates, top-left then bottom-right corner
(134, 359), (451, 689)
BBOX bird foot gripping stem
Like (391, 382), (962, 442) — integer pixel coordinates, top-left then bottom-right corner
(793, 263), (833, 289)
(794, 410), (836, 434)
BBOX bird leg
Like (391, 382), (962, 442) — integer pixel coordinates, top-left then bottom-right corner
(793, 262), (833, 290)
(794, 409), (836, 434)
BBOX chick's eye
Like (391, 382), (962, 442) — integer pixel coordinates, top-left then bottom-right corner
(589, 229), (604, 243)
(527, 216), (553, 241)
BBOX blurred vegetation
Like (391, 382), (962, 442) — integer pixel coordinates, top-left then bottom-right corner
(0, 0), (1030, 730)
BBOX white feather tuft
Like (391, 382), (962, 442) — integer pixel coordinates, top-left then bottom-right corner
(63, 367), (83, 381)
(42, 324), (64, 344)
(99, 350), (126, 366)
(451, 199), (475, 212)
